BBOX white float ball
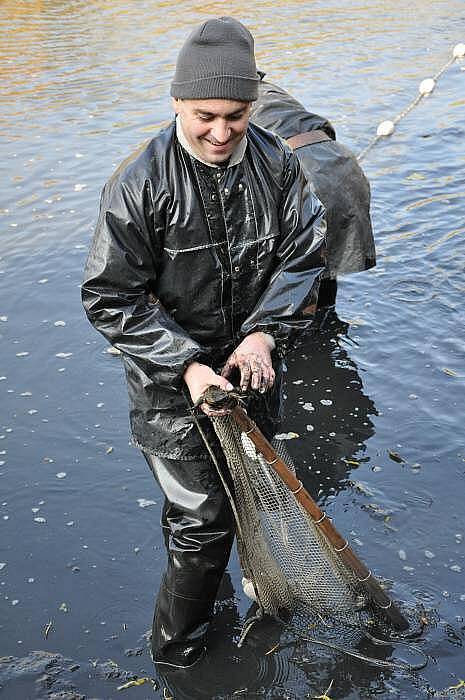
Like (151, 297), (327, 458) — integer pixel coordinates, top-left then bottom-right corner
(419, 78), (435, 95)
(453, 43), (465, 58)
(376, 120), (395, 137)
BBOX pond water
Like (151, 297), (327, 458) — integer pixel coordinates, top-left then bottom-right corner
(1, 1), (464, 698)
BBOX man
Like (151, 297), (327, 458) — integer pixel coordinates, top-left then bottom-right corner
(81, 17), (326, 669)
(251, 79), (376, 308)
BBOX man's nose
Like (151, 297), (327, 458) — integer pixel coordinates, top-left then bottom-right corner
(210, 120), (231, 144)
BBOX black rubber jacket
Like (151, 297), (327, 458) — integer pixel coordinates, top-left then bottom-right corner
(82, 121), (326, 459)
(251, 80), (375, 277)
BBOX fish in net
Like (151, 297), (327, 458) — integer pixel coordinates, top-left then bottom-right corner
(192, 387), (409, 639)
(189, 389), (430, 672)
(212, 413), (364, 627)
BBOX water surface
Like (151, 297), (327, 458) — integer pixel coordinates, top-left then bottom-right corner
(1, 1), (464, 698)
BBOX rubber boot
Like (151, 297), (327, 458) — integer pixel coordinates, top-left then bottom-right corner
(144, 452), (235, 668)
(151, 579), (212, 667)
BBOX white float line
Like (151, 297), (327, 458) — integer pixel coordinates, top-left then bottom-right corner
(357, 43), (465, 162)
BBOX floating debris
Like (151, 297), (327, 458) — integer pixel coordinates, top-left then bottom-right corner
(117, 677), (155, 691)
(388, 450), (405, 463)
(74, 183), (87, 191)
(265, 642), (280, 655)
(320, 399), (333, 406)
(56, 472), (67, 479)
(0, 316), (7, 322)
(274, 432), (299, 440)
(43, 620), (53, 639)
(0, 562), (6, 571)
(106, 346), (121, 355)
(34, 517), (47, 524)
(302, 402), (314, 411)
(16, 352), (29, 357)
(362, 503), (391, 519)
(59, 602), (69, 613)
(106, 446), (114, 454)
(398, 550), (407, 561)
(54, 321), (66, 327)
(442, 367), (458, 377)
(137, 498), (156, 509)
(424, 550), (435, 559)
(55, 352), (73, 359)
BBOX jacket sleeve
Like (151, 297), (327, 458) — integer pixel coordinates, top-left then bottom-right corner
(240, 148), (326, 354)
(81, 173), (204, 391)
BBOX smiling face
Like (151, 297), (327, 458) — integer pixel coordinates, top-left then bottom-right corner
(173, 98), (251, 164)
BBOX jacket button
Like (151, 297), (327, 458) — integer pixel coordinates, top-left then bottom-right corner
(234, 266), (240, 272)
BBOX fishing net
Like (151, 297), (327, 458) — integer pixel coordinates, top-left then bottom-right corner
(211, 414), (365, 625)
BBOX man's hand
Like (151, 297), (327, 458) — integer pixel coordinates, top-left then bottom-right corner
(221, 332), (275, 393)
(183, 362), (233, 416)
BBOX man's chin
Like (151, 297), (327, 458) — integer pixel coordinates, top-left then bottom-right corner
(202, 141), (234, 164)
(204, 151), (232, 164)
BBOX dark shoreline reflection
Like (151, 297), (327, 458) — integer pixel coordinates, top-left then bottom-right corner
(282, 309), (378, 503)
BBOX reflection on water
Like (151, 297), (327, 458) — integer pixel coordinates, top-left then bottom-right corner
(1, 1), (465, 698)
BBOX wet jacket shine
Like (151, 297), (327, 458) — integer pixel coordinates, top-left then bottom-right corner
(82, 121), (326, 459)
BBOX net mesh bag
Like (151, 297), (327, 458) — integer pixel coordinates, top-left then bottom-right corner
(212, 415), (364, 625)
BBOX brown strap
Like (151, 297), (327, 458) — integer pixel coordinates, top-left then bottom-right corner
(286, 129), (332, 150)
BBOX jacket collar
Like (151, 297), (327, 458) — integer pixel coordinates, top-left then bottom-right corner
(175, 116), (247, 168)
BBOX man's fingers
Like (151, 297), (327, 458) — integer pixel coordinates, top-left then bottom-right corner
(259, 365), (271, 393)
(221, 352), (238, 378)
(220, 361), (232, 378)
(250, 360), (262, 391)
(214, 376), (234, 392)
(240, 361), (252, 392)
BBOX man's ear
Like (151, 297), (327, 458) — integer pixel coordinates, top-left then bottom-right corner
(172, 97), (181, 114)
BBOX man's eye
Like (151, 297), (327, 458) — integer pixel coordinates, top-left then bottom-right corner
(198, 115), (212, 122)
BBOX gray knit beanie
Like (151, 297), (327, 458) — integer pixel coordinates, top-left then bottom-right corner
(170, 17), (259, 101)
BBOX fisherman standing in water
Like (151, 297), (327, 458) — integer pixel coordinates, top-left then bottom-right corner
(82, 17), (326, 668)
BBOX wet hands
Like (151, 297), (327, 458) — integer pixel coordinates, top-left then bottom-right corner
(183, 362), (233, 416)
(221, 332), (275, 393)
